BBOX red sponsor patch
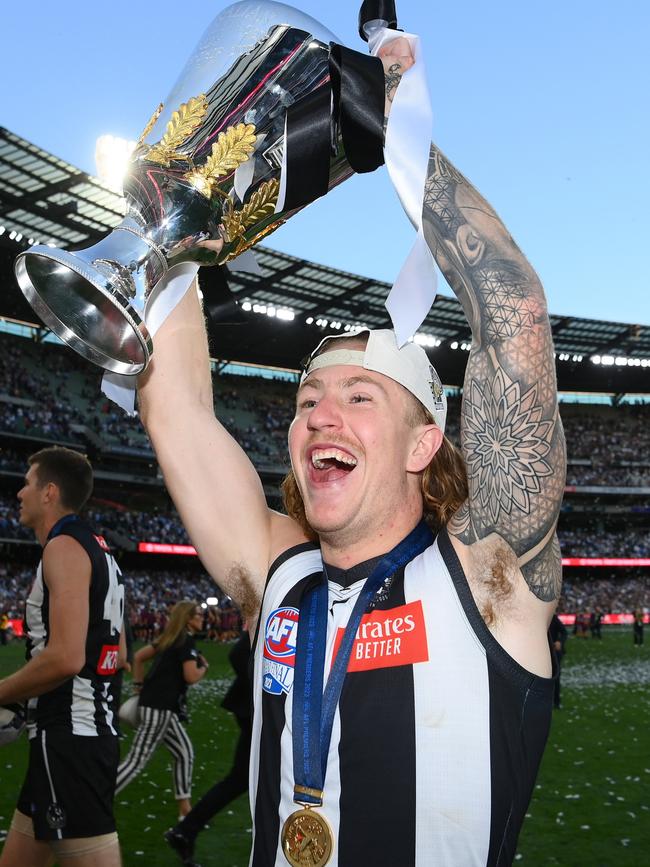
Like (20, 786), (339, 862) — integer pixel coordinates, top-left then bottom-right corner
(332, 601), (428, 672)
(94, 534), (110, 552)
(97, 644), (120, 675)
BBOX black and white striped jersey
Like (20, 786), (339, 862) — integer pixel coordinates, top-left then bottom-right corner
(249, 528), (554, 867)
(25, 516), (125, 738)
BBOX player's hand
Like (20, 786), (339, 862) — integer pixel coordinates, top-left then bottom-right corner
(378, 36), (415, 75)
(377, 37), (415, 119)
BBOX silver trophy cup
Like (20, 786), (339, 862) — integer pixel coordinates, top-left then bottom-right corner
(15, 1), (355, 375)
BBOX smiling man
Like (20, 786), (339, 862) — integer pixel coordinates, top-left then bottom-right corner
(138, 40), (566, 867)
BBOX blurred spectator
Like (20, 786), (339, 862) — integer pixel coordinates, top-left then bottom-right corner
(558, 574), (650, 615)
(0, 559), (241, 642)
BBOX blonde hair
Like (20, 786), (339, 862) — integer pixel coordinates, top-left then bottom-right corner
(154, 601), (199, 653)
(281, 395), (468, 538)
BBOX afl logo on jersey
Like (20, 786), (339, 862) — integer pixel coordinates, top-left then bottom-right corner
(262, 606), (299, 696)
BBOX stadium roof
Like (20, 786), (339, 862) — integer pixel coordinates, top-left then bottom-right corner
(1, 126), (649, 394)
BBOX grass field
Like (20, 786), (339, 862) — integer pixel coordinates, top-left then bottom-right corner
(1, 629), (649, 866)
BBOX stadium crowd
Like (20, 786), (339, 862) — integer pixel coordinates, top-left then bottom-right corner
(1, 330), (648, 633)
(1, 555), (645, 633)
(1, 492), (649, 557)
(561, 409), (650, 462)
(2, 331), (649, 481)
(558, 527), (650, 557)
(558, 575), (650, 615)
(0, 561), (242, 641)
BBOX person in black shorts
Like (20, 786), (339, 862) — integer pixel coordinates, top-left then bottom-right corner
(116, 601), (207, 818)
(165, 630), (251, 866)
(0, 446), (125, 867)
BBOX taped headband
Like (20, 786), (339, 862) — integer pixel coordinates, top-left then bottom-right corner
(301, 329), (446, 432)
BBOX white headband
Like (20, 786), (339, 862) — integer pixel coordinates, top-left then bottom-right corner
(301, 329), (446, 433)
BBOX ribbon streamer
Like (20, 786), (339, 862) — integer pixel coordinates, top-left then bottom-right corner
(366, 25), (438, 346)
(278, 85), (332, 213)
(276, 43), (386, 213)
(358, 0), (398, 40)
(101, 262), (200, 414)
(329, 44), (385, 174)
(101, 261), (251, 413)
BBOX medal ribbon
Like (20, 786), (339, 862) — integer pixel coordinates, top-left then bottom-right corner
(292, 520), (433, 806)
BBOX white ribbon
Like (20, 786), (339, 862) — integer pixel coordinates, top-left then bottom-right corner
(226, 249), (262, 276)
(101, 262), (200, 414)
(366, 25), (437, 347)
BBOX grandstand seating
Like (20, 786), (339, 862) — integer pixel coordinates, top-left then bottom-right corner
(1, 328), (649, 621)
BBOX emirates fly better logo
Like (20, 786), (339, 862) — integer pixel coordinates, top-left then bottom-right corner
(262, 607), (299, 695)
(332, 601), (429, 672)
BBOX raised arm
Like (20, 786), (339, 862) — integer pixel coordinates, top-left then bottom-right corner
(137, 283), (306, 622)
(421, 145), (566, 603)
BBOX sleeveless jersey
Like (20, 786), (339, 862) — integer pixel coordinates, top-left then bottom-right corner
(25, 516), (125, 738)
(249, 528), (554, 867)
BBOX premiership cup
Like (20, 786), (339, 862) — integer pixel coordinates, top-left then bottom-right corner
(14, 1), (385, 375)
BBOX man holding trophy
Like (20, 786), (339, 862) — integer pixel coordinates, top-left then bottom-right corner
(13, 2), (566, 865)
(136, 31), (565, 867)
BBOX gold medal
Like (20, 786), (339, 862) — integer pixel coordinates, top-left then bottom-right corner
(282, 806), (333, 867)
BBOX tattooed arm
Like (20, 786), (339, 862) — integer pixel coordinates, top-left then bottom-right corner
(422, 146), (566, 605)
(378, 41), (565, 604)
(380, 41), (565, 608)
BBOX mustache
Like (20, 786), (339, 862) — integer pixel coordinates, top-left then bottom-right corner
(303, 435), (360, 453)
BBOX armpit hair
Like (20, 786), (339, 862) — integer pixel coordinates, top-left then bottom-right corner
(472, 539), (517, 627)
(224, 562), (262, 622)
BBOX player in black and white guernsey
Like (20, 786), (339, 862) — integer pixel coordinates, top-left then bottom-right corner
(139, 39), (566, 867)
(0, 447), (125, 867)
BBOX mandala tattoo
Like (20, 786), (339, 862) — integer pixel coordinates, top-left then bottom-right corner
(421, 144), (566, 602)
(463, 368), (554, 525)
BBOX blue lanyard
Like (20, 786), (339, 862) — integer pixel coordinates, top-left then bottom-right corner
(291, 520), (433, 806)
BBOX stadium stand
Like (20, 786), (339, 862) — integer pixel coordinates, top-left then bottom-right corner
(0, 127), (649, 630)
(1, 326), (649, 627)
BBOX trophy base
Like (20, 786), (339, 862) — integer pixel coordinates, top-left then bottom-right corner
(15, 246), (152, 375)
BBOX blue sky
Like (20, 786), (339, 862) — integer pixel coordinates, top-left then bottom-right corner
(2, 0), (648, 325)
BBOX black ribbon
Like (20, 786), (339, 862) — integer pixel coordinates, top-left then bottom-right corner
(358, 0), (398, 41)
(198, 266), (247, 327)
(329, 43), (385, 175)
(282, 84), (332, 215)
(281, 31), (388, 211)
